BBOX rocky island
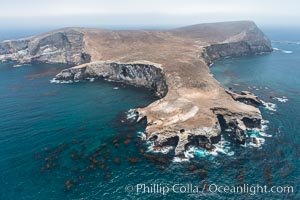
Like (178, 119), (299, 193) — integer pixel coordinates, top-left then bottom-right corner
(0, 21), (272, 157)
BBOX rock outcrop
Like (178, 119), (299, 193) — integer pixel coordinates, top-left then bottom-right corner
(226, 90), (263, 107)
(0, 21), (272, 157)
(0, 28), (90, 65)
(55, 61), (168, 97)
(200, 21), (272, 64)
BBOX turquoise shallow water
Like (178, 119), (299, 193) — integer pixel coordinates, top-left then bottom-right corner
(0, 30), (300, 199)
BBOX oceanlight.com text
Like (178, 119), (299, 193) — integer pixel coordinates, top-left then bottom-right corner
(125, 183), (293, 196)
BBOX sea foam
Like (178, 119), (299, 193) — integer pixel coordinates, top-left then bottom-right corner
(137, 131), (174, 155)
(173, 157), (190, 163)
(261, 100), (277, 112)
(126, 109), (138, 120)
(86, 77), (95, 82)
(246, 119), (271, 148)
(274, 96), (289, 103)
(50, 78), (73, 84)
(148, 144), (173, 154)
(173, 136), (235, 163)
(138, 118), (270, 163)
(273, 47), (293, 54)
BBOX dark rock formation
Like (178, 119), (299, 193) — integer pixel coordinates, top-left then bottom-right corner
(211, 107), (261, 144)
(0, 29), (90, 65)
(55, 61), (168, 98)
(202, 22), (272, 63)
(226, 90), (263, 107)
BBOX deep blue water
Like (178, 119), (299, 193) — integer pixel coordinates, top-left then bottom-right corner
(0, 29), (299, 199)
(210, 41), (300, 198)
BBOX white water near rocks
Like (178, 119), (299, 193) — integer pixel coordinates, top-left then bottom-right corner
(50, 78), (74, 84)
(274, 96), (289, 103)
(273, 47), (293, 54)
(261, 100), (277, 112)
(137, 115), (272, 162)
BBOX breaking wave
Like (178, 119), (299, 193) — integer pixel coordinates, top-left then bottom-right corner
(273, 47), (293, 54)
(50, 78), (74, 84)
(244, 119), (271, 148)
(139, 118), (272, 163)
(273, 96), (289, 103)
(137, 132), (174, 155)
(86, 77), (95, 82)
(126, 109), (138, 120)
(172, 136), (235, 163)
(137, 116), (271, 162)
(261, 100), (277, 112)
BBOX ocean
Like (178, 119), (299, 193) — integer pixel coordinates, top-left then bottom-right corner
(0, 28), (299, 199)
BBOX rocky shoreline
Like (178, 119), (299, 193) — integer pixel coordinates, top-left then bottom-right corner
(54, 61), (168, 98)
(0, 21), (272, 158)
